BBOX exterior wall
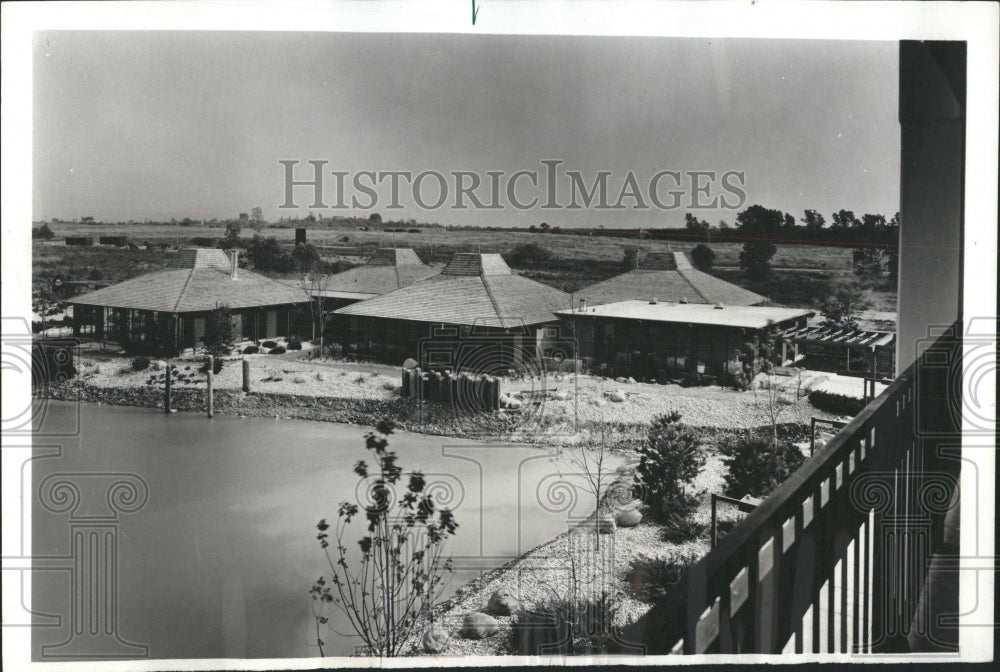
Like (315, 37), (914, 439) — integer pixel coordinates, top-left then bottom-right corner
(336, 315), (553, 372)
(560, 314), (807, 380)
(896, 41), (965, 371)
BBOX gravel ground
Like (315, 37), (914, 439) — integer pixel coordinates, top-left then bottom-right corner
(412, 451), (746, 657)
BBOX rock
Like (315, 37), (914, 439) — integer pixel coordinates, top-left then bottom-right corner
(608, 390), (627, 403)
(626, 377), (637, 384)
(615, 376), (628, 383)
(461, 612), (499, 639)
(615, 507), (642, 527)
(552, 390), (570, 401)
(382, 381), (396, 390)
(151, 360), (166, 371)
(422, 624), (450, 653)
(486, 589), (519, 616)
(500, 395), (522, 410)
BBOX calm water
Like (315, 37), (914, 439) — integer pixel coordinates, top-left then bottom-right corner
(31, 401), (601, 659)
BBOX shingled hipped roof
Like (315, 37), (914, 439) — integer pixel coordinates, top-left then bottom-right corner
(335, 253), (571, 329)
(299, 247), (440, 300)
(579, 251), (766, 307)
(71, 248), (309, 313)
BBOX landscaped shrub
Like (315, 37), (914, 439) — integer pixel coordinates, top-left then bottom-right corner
(287, 335), (303, 350)
(625, 550), (699, 602)
(808, 389), (864, 416)
(691, 243), (716, 271)
(243, 345), (260, 354)
(199, 358), (224, 375)
(268, 346), (286, 355)
(635, 412), (705, 522)
(661, 516), (708, 543)
(262, 340), (278, 349)
(131, 356), (151, 371)
(719, 434), (806, 499)
(511, 593), (620, 655)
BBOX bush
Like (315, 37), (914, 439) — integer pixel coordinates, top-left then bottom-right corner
(636, 412), (705, 521)
(506, 242), (554, 266)
(268, 346), (286, 355)
(624, 550), (699, 602)
(287, 334), (303, 350)
(131, 356), (151, 371)
(691, 244), (716, 271)
(808, 389), (864, 416)
(720, 434), (806, 499)
(262, 340), (278, 349)
(243, 345), (260, 354)
(199, 358), (224, 375)
(203, 304), (235, 357)
(32, 223), (55, 240)
(511, 593), (620, 655)
(661, 516), (707, 543)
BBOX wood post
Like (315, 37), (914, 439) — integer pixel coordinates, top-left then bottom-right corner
(242, 359), (250, 393)
(206, 355), (214, 418)
(164, 364), (172, 413)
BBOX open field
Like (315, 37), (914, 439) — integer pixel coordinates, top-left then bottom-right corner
(39, 221), (857, 268)
(32, 222), (894, 311)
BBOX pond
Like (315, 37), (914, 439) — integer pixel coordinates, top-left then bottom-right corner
(30, 401), (606, 659)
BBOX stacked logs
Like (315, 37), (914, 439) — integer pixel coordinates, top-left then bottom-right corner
(401, 367), (501, 411)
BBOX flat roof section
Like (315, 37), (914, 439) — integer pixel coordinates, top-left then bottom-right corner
(557, 300), (815, 330)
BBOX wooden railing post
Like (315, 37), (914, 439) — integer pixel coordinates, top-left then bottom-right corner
(164, 364), (172, 413)
(242, 359), (250, 393)
(206, 355), (214, 418)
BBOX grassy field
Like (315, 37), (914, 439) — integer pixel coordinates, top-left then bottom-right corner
(33, 222), (893, 311)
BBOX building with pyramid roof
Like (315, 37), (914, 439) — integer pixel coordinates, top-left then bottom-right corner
(70, 247), (311, 352)
(333, 252), (573, 370)
(293, 247), (440, 308)
(577, 250), (766, 307)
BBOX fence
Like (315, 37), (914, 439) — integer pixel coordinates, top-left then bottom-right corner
(618, 321), (961, 655)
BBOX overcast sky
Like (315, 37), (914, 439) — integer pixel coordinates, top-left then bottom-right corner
(33, 31), (899, 228)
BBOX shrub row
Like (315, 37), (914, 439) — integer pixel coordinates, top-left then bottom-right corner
(808, 389), (864, 416)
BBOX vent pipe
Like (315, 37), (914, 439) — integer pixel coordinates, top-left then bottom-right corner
(231, 250), (239, 279)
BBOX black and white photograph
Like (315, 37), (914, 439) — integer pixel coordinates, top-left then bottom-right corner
(2, 1), (996, 669)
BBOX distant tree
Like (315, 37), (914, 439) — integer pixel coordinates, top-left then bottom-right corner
(293, 242), (321, 273)
(718, 219), (730, 230)
(238, 212), (249, 221)
(684, 213), (710, 241)
(539, 222), (551, 232)
(87, 268), (104, 281)
(831, 209), (858, 230)
(247, 235), (294, 273)
(179, 217), (196, 227)
(32, 223), (55, 240)
(251, 206), (265, 232)
(782, 213), (796, 234)
(304, 212), (317, 223)
(220, 221), (242, 249)
(368, 212), (382, 223)
(822, 279), (871, 325)
(203, 303), (235, 356)
(529, 224), (538, 232)
(801, 209), (825, 235)
(690, 244), (716, 271)
(736, 205), (782, 280)
(80, 216), (95, 224)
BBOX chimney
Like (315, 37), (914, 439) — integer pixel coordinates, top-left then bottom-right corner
(231, 250), (238, 279)
(649, 297), (658, 305)
(579, 298), (587, 312)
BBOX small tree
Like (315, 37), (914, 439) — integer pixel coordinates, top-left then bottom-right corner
(293, 242), (321, 273)
(822, 279), (871, 325)
(220, 221), (242, 249)
(690, 244), (716, 271)
(33, 223), (55, 240)
(311, 421), (458, 657)
(557, 420), (619, 551)
(203, 303), (234, 356)
(635, 412), (705, 522)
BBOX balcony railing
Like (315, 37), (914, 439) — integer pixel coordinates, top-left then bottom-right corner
(618, 321), (961, 655)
